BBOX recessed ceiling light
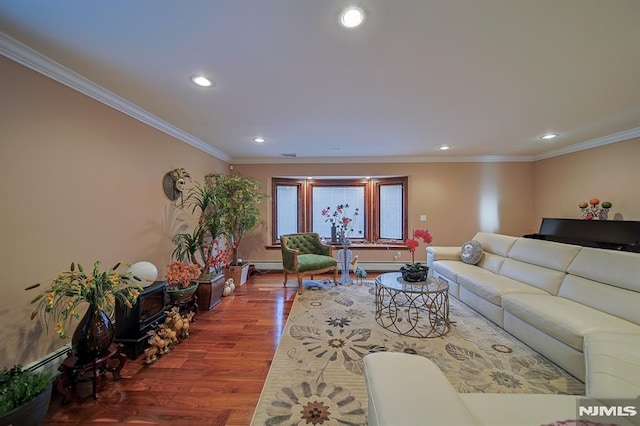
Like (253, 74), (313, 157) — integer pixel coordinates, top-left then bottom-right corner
(439, 145), (451, 151)
(541, 133), (558, 140)
(191, 75), (213, 87)
(253, 137), (266, 143)
(340, 7), (366, 28)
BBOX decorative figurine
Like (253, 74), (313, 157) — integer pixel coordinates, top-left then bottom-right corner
(579, 198), (612, 220)
(223, 278), (236, 296)
(143, 340), (158, 365)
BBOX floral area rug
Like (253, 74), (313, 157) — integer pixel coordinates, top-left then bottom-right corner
(251, 280), (584, 426)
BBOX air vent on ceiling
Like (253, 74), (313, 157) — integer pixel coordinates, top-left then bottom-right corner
(280, 153), (297, 158)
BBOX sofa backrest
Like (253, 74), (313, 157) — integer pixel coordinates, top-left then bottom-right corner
(559, 247), (640, 325)
(472, 232), (518, 257)
(495, 238), (580, 295)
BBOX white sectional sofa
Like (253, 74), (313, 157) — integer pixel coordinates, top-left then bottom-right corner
(364, 331), (640, 425)
(426, 232), (640, 381)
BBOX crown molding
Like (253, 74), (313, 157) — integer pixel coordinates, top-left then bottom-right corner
(231, 154), (535, 165)
(532, 126), (640, 161)
(0, 32), (230, 163)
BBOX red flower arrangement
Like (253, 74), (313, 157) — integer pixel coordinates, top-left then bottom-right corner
(165, 261), (201, 290)
(405, 229), (433, 267)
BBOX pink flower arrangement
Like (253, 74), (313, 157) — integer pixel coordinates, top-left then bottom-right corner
(321, 204), (359, 236)
(405, 229), (433, 266)
(165, 261), (201, 290)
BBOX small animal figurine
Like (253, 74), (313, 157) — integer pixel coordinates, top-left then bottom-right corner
(158, 324), (178, 347)
(147, 330), (169, 355)
(355, 266), (368, 284)
(143, 338), (159, 365)
(180, 311), (196, 338)
(165, 307), (184, 337)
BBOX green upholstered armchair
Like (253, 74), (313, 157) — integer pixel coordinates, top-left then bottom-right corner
(280, 233), (338, 294)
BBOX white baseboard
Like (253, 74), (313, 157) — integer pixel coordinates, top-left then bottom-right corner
(250, 260), (404, 272)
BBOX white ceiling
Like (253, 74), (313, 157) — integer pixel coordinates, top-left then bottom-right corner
(1, 0), (639, 163)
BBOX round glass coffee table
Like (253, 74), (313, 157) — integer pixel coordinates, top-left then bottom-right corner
(375, 272), (450, 338)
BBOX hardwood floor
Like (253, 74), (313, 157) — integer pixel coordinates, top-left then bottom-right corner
(42, 271), (312, 425)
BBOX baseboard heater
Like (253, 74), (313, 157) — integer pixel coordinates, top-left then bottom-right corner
(23, 344), (71, 376)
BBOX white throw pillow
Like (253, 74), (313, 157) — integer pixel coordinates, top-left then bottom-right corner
(461, 240), (483, 264)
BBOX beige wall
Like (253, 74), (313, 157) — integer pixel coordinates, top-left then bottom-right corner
(532, 138), (640, 224)
(234, 161), (535, 264)
(0, 57), (228, 366)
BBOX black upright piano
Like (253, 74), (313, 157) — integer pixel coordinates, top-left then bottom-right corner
(524, 218), (640, 253)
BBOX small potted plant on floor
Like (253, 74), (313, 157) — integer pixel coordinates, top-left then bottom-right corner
(0, 365), (53, 426)
(205, 173), (268, 285)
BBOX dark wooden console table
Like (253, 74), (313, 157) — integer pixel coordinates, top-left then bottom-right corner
(55, 343), (127, 403)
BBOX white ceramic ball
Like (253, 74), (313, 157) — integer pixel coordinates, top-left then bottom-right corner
(128, 261), (158, 287)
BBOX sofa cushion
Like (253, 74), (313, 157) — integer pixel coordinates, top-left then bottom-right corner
(502, 294), (640, 352)
(507, 238), (581, 272)
(364, 353), (481, 426)
(432, 260), (479, 283)
(476, 252), (507, 274)
(584, 332), (640, 400)
(295, 254), (337, 273)
(461, 394), (582, 426)
(457, 269), (549, 306)
(500, 258), (567, 295)
(461, 240), (483, 264)
(472, 232), (518, 257)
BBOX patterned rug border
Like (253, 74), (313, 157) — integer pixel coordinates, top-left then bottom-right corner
(251, 280), (584, 425)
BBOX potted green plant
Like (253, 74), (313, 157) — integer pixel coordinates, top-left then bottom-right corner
(0, 365), (53, 426)
(205, 173), (268, 285)
(172, 181), (227, 309)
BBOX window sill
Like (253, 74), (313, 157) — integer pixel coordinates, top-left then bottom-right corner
(266, 242), (407, 250)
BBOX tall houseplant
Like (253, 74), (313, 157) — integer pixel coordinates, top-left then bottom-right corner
(172, 180), (227, 308)
(205, 173), (268, 266)
(172, 181), (227, 277)
(205, 173), (268, 286)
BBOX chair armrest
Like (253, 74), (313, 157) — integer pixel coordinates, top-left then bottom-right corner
(318, 241), (334, 257)
(281, 246), (300, 269)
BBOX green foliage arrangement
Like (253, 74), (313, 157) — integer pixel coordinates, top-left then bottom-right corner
(0, 365), (53, 415)
(30, 261), (142, 338)
(205, 173), (268, 265)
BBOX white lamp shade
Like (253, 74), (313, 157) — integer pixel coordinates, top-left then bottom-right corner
(128, 261), (158, 287)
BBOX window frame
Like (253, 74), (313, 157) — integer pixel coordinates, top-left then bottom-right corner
(272, 176), (408, 245)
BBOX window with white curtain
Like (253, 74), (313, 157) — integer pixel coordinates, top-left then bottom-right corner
(272, 177), (408, 244)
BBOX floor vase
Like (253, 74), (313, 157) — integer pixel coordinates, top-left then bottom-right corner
(72, 305), (115, 361)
